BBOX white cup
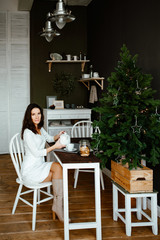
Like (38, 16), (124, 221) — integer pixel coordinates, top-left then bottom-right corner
(66, 143), (74, 151)
(73, 55), (78, 61)
(66, 54), (71, 61)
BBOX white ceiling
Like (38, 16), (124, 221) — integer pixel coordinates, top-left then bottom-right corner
(18, 0), (93, 11)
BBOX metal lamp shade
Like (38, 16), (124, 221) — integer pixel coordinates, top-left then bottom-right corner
(48, 0), (75, 29)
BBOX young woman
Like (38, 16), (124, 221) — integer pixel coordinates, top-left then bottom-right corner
(21, 103), (65, 221)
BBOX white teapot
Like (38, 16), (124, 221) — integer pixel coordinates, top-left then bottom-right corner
(60, 132), (70, 145)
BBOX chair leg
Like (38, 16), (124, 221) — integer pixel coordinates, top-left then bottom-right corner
(74, 169), (79, 188)
(32, 189), (38, 231)
(12, 184), (23, 214)
(100, 170), (105, 190)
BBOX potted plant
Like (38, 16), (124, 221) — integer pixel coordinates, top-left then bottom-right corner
(52, 71), (75, 97)
(91, 45), (160, 191)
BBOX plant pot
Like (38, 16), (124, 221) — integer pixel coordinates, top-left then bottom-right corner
(111, 160), (153, 193)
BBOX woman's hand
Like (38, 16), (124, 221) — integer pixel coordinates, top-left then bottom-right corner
(54, 131), (65, 141)
(46, 139), (65, 154)
(53, 139), (66, 149)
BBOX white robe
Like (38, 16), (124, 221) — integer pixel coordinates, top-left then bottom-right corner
(21, 128), (54, 184)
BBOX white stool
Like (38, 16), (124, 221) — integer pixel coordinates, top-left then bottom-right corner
(112, 181), (158, 236)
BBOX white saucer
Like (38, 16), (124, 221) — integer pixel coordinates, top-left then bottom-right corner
(64, 148), (77, 152)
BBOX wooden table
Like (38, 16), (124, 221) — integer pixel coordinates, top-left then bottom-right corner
(51, 140), (102, 240)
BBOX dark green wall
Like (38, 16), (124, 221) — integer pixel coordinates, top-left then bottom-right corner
(87, 0), (160, 97)
(30, 0), (89, 108)
(87, 0), (160, 204)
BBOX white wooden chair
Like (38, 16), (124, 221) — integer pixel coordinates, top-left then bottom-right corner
(71, 120), (105, 190)
(9, 133), (53, 231)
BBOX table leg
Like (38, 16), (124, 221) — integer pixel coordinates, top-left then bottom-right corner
(94, 163), (102, 240)
(63, 165), (69, 240)
(112, 184), (118, 221)
(125, 195), (131, 236)
(151, 194), (158, 235)
(136, 197), (142, 220)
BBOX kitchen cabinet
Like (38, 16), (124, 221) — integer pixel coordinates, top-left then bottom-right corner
(43, 108), (91, 136)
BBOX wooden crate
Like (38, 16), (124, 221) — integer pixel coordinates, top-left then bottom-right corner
(111, 160), (153, 193)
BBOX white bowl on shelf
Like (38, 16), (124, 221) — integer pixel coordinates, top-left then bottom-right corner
(50, 53), (62, 60)
(82, 74), (90, 78)
(93, 72), (99, 77)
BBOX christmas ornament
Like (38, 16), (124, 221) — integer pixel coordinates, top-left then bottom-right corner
(115, 146), (121, 162)
(113, 94), (119, 106)
(133, 61), (136, 68)
(92, 128), (101, 154)
(135, 80), (141, 95)
(153, 107), (160, 122)
(113, 87), (120, 106)
(131, 115), (142, 133)
(115, 155), (121, 161)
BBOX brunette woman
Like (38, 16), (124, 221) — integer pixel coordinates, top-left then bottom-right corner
(21, 103), (65, 221)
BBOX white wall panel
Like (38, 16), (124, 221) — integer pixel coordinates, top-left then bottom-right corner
(10, 97), (29, 112)
(11, 44), (29, 69)
(9, 12), (30, 149)
(0, 43), (7, 67)
(0, 71), (8, 111)
(0, 112), (9, 152)
(10, 13), (29, 40)
(10, 70), (29, 97)
(10, 112), (24, 138)
(0, 11), (9, 153)
(0, 11), (30, 153)
(0, 12), (6, 40)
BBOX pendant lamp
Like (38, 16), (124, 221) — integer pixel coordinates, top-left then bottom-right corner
(48, 0), (75, 29)
(40, 13), (60, 42)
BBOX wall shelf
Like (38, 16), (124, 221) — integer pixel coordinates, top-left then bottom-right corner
(78, 77), (104, 90)
(46, 60), (90, 72)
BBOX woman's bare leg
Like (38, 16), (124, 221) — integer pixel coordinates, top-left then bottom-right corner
(50, 162), (63, 179)
(43, 162), (62, 182)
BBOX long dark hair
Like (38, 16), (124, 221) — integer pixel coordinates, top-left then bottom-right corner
(21, 103), (44, 139)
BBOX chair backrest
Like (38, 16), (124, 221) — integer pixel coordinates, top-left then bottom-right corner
(71, 120), (100, 138)
(9, 133), (24, 181)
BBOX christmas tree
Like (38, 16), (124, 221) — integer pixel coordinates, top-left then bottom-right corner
(92, 44), (160, 169)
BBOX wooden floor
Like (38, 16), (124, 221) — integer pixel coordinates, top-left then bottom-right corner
(0, 154), (160, 240)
